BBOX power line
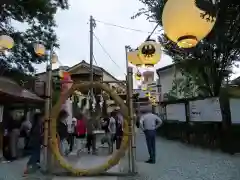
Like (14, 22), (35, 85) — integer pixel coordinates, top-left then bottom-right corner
(95, 19), (160, 34)
(93, 54), (98, 65)
(93, 32), (126, 75)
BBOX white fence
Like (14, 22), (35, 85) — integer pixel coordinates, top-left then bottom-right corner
(160, 97), (240, 124)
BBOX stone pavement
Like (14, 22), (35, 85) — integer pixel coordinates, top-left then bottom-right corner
(119, 131), (240, 180)
(1, 131), (240, 180)
(0, 144), (120, 180)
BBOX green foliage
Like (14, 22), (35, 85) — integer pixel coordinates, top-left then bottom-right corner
(133, 0), (240, 97)
(0, 0), (69, 74)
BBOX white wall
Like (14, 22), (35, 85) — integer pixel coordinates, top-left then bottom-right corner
(158, 67), (180, 100)
(158, 66), (199, 101)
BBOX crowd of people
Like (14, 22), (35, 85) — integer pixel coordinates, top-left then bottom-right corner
(2, 107), (163, 175)
(23, 108), (124, 174)
(2, 110), (33, 161)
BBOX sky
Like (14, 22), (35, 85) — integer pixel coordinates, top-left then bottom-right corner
(33, 0), (173, 81)
(15, 0), (240, 81)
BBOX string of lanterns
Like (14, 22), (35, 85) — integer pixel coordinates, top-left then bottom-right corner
(127, 0), (217, 109)
(128, 0), (217, 67)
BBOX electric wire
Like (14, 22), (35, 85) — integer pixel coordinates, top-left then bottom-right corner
(93, 54), (98, 65)
(93, 32), (126, 75)
(94, 19), (159, 34)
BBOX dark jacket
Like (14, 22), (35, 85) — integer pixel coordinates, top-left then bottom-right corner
(57, 121), (68, 140)
(28, 121), (43, 148)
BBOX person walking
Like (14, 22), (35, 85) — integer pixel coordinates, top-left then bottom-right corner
(140, 111), (162, 164)
(8, 110), (21, 161)
(86, 112), (97, 154)
(20, 115), (32, 154)
(100, 116), (112, 153)
(24, 113), (44, 174)
(75, 113), (87, 155)
(115, 110), (123, 150)
(57, 110), (69, 156)
(67, 118), (76, 153)
(108, 111), (117, 152)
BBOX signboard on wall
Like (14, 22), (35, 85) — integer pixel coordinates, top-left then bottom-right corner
(229, 98), (240, 124)
(189, 97), (222, 122)
(166, 103), (186, 122)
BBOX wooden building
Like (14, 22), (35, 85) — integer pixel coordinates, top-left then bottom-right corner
(0, 76), (44, 158)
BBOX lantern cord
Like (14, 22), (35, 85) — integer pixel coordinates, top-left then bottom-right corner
(93, 32), (126, 75)
(145, 23), (160, 41)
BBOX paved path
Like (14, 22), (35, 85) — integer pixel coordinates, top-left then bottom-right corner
(1, 132), (240, 180)
(0, 144), (119, 180)
(119, 131), (240, 180)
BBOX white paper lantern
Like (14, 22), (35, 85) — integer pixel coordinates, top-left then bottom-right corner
(0, 35), (14, 50)
(127, 50), (143, 67)
(52, 52), (58, 64)
(34, 43), (46, 56)
(162, 0), (216, 48)
(138, 40), (161, 67)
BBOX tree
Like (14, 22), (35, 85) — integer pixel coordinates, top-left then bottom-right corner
(169, 76), (197, 99)
(0, 0), (69, 75)
(133, 0), (240, 97)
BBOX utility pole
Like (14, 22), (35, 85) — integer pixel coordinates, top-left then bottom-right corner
(125, 46), (136, 174)
(90, 16), (94, 92)
(89, 15), (94, 113)
(44, 45), (54, 173)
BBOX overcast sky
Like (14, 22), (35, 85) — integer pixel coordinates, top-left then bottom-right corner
(18, 0), (240, 81)
(33, 0), (173, 81)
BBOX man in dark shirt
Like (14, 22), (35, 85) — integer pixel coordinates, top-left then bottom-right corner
(100, 116), (114, 153)
(86, 117), (97, 154)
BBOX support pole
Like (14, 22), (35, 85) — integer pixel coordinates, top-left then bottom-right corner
(43, 45), (53, 172)
(90, 16), (94, 97)
(125, 46), (136, 174)
(125, 46), (131, 173)
(127, 67), (136, 173)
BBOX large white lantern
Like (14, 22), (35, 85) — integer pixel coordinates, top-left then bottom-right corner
(34, 43), (46, 56)
(162, 0), (216, 48)
(52, 52), (58, 64)
(138, 39), (161, 67)
(142, 71), (154, 84)
(0, 35), (14, 50)
(127, 50), (143, 67)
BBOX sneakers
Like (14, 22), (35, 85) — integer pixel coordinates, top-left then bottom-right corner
(145, 159), (155, 164)
(23, 166), (33, 176)
(23, 164), (40, 176)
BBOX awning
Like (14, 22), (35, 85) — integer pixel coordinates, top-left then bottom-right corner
(0, 77), (43, 103)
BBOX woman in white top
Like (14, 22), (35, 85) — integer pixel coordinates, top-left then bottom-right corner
(67, 118), (76, 152)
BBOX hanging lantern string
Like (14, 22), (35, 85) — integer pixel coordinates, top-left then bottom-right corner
(145, 23), (160, 41)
